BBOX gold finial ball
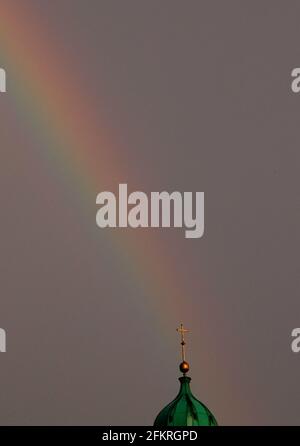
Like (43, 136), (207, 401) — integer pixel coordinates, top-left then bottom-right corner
(179, 361), (190, 374)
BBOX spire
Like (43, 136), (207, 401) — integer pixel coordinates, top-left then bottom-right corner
(176, 323), (190, 375)
(153, 323), (218, 426)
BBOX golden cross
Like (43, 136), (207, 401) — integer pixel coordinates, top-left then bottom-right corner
(176, 323), (189, 362)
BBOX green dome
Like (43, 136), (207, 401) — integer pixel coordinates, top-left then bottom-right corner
(154, 376), (218, 427)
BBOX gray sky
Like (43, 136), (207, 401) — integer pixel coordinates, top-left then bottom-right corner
(0, 0), (299, 425)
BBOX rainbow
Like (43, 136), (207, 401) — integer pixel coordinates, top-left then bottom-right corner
(0, 3), (197, 339)
(0, 2), (255, 423)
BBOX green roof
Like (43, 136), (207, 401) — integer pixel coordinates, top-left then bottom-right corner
(154, 376), (218, 427)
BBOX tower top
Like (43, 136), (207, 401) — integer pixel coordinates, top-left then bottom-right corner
(176, 323), (190, 375)
(153, 323), (218, 426)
